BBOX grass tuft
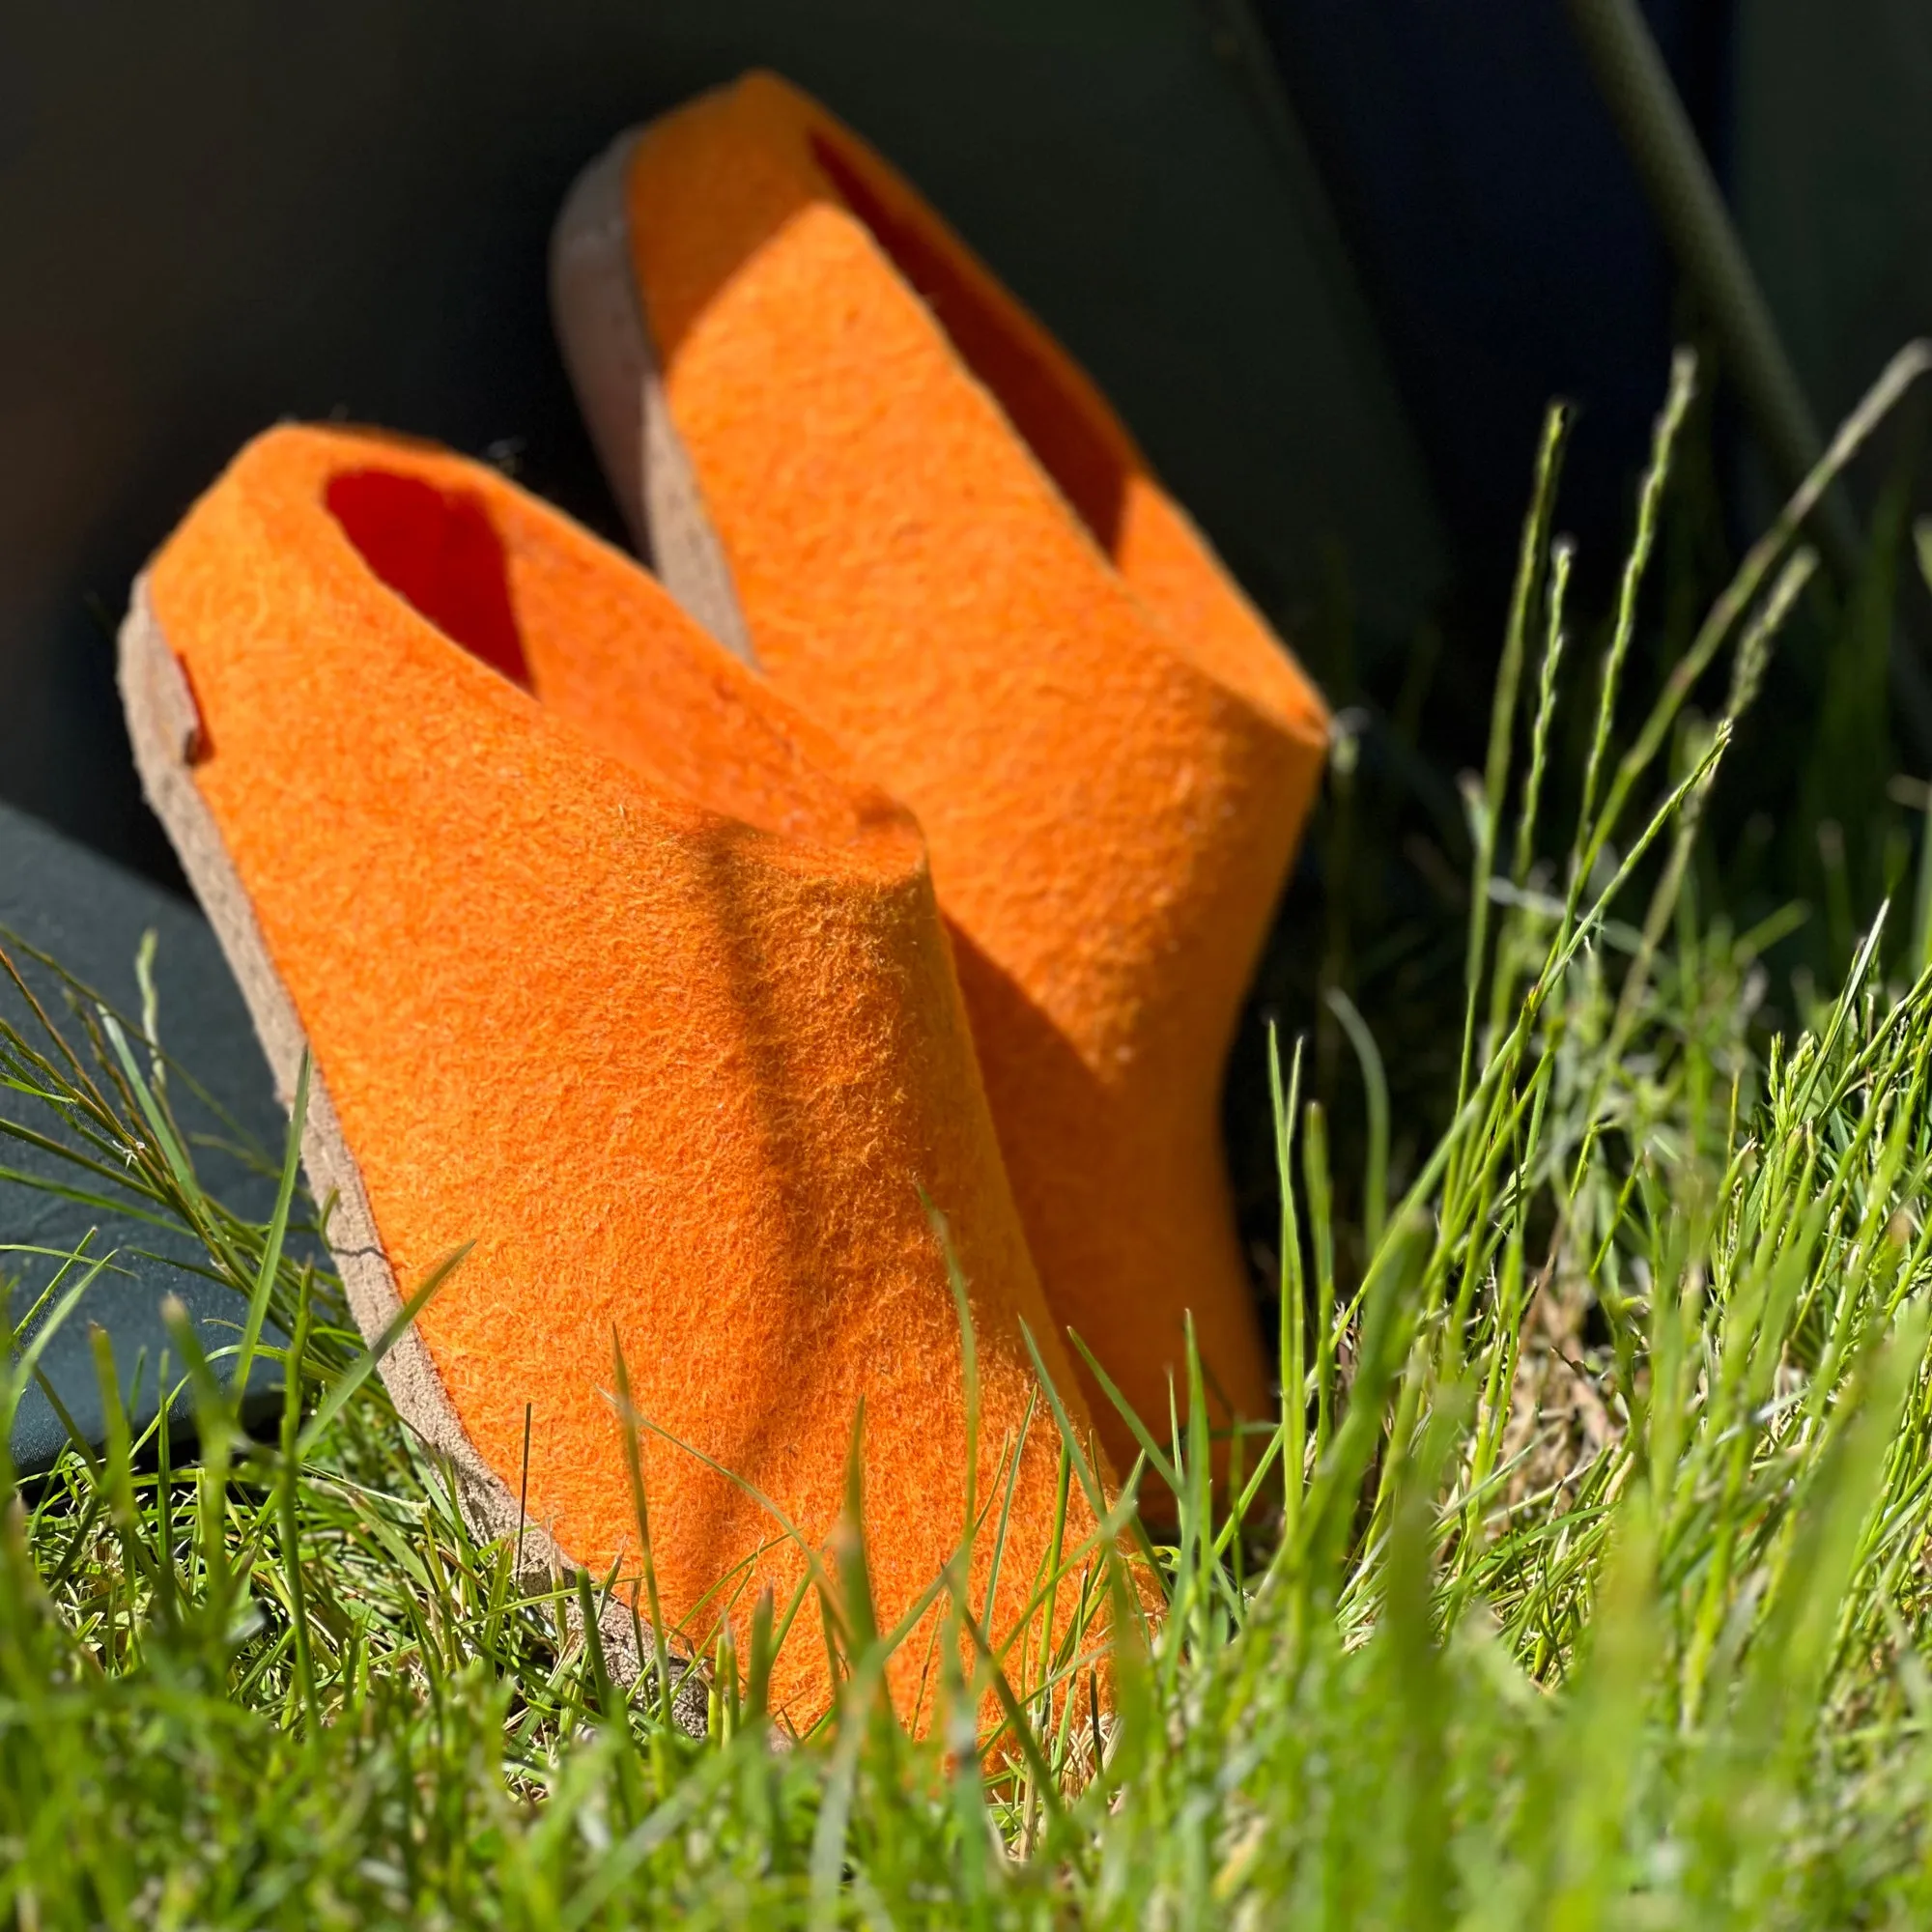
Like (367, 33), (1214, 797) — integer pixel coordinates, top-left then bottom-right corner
(8, 345), (1932, 1924)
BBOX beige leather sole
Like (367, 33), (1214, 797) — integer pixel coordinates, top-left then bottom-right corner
(119, 580), (701, 1720)
(549, 128), (755, 668)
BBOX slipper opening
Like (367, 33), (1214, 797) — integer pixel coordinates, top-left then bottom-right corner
(326, 469), (531, 691)
(319, 441), (907, 867)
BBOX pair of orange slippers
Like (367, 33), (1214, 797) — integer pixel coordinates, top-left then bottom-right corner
(122, 73), (1327, 1730)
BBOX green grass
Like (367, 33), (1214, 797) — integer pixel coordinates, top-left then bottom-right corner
(9, 342), (1932, 1926)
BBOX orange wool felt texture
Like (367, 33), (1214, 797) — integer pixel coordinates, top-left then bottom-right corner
(125, 424), (1110, 1730)
(596, 74), (1330, 1478)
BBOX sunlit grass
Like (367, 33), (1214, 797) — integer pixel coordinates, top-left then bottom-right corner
(7, 343), (1932, 1925)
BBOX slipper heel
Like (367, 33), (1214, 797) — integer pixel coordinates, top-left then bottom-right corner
(121, 423), (1110, 1730)
(554, 74), (1330, 1490)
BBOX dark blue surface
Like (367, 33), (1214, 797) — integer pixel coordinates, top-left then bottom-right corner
(1, 802), (286, 1471)
(1256, 0), (1732, 591)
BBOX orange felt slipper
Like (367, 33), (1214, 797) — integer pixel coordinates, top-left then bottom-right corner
(552, 73), (1330, 1484)
(118, 421), (1114, 1732)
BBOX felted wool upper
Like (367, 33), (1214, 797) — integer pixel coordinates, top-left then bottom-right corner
(618, 74), (1330, 1476)
(137, 423), (1108, 1729)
